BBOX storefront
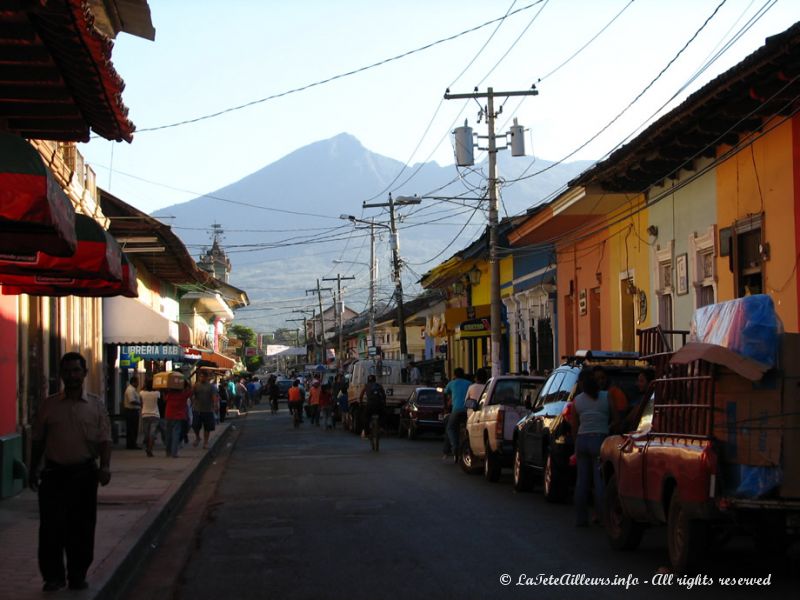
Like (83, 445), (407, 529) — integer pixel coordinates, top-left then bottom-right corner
(103, 296), (182, 413)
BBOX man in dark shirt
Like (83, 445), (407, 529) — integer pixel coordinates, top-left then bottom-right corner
(29, 352), (112, 592)
(191, 369), (218, 449)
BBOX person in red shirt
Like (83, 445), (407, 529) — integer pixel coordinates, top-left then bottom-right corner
(287, 380), (305, 427)
(308, 379), (322, 426)
(319, 383), (333, 430)
(164, 380), (192, 458)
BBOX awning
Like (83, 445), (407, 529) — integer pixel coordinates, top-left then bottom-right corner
(199, 350), (236, 369)
(181, 291), (234, 320)
(1, 254), (137, 298)
(103, 296), (179, 344)
(0, 133), (77, 257)
(0, 214), (123, 281)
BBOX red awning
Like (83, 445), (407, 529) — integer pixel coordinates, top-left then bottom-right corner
(0, 133), (77, 257)
(0, 214), (123, 282)
(0, 254), (137, 298)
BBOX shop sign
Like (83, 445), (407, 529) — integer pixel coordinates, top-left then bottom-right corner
(120, 344), (184, 361)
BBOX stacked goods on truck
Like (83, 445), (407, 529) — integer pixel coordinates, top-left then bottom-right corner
(600, 295), (800, 572)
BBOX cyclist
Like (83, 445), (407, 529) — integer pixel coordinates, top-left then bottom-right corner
(359, 374), (386, 448)
(287, 379), (305, 428)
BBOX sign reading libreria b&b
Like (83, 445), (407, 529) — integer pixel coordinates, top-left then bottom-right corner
(120, 345), (184, 363)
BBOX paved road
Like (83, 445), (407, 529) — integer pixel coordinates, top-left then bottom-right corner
(171, 407), (797, 600)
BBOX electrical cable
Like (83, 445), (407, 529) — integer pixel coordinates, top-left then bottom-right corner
(132, 1), (547, 135)
(504, 0), (730, 186)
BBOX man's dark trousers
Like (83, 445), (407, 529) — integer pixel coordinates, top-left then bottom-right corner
(124, 408), (139, 449)
(38, 462), (98, 585)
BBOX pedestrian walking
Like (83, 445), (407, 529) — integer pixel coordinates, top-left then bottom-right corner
(191, 369), (218, 450)
(139, 379), (161, 457)
(409, 361), (422, 385)
(332, 373), (348, 428)
(29, 352), (112, 592)
(123, 375), (142, 449)
(236, 377), (248, 413)
(320, 383), (333, 429)
(218, 376), (229, 422)
(268, 375), (280, 414)
(308, 378), (321, 426)
(570, 368), (611, 527)
(164, 380), (192, 458)
(287, 379), (305, 427)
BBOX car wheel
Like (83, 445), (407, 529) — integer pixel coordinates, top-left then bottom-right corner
(667, 488), (708, 574)
(483, 441), (501, 482)
(604, 474), (644, 550)
(513, 447), (533, 492)
(460, 436), (480, 474)
(543, 454), (567, 503)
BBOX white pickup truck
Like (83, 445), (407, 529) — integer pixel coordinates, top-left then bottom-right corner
(461, 375), (545, 481)
(346, 358), (415, 433)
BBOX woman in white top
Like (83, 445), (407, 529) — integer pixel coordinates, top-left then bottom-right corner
(139, 380), (161, 458)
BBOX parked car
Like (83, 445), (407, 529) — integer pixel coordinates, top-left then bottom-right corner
(397, 387), (446, 438)
(461, 376), (545, 481)
(513, 352), (642, 501)
(275, 378), (293, 399)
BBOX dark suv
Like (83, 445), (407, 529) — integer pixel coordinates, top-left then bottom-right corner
(512, 352), (643, 502)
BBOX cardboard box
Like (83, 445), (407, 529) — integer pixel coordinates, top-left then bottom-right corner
(779, 333), (800, 378)
(780, 375), (800, 497)
(153, 371), (186, 390)
(712, 369), (782, 467)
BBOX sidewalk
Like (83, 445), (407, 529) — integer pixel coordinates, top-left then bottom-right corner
(0, 417), (238, 600)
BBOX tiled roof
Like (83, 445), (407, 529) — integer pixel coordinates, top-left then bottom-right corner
(572, 21), (800, 192)
(0, 0), (134, 142)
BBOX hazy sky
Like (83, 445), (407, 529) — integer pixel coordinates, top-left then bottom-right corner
(79, 0), (799, 215)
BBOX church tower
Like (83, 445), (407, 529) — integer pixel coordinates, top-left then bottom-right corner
(197, 223), (232, 283)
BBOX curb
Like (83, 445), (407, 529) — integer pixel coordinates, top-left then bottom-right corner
(92, 420), (238, 600)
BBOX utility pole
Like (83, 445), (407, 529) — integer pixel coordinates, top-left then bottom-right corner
(323, 273), (355, 370)
(306, 280), (332, 365)
(362, 193), (421, 361)
(445, 86), (538, 377)
(337, 217), (380, 356)
(290, 309), (313, 367)
(368, 222), (376, 353)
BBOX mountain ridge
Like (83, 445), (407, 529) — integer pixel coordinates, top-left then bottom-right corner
(152, 133), (594, 333)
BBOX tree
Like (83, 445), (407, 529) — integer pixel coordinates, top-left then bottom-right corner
(273, 328), (300, 345)
(227, 324), (263, 373)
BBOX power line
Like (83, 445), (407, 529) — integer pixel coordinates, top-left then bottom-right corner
(133, 1), (547, 134)
(361, 0), (522, 203)
(504, 0), (730, 186)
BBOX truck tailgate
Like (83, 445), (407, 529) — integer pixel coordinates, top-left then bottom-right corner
(503, 406), (528, 440)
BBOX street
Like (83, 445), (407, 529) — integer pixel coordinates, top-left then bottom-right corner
(149, 407), (796, 600)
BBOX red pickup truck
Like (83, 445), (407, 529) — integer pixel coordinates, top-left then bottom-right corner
(600, 327), (800, 573)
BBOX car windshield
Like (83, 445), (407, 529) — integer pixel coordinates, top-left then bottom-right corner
(492, 380), (541, 406)
(416, 390), (444, 406)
